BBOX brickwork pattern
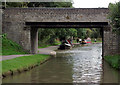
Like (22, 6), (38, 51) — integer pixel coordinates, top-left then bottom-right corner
(104, 27), (120, 56)
(3, 8), (109, 22)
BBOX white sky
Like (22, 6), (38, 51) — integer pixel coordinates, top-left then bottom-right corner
(72, 0), (120, 8)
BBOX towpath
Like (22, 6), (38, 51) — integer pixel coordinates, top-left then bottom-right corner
(1, 46), (59, 61)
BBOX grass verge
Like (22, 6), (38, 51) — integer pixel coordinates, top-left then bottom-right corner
(2, 34), (27, 55)
(104, 55), (120, 69)
(1, 54), (50, 74)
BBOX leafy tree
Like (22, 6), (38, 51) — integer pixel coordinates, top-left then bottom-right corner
(79, 28), (87, 39)
(108, 2), (120, 34)
(27, 2), (72, 7)
(76, 28), (83, 38)
(2, 2), (28, 7)
(86, 28), (93, 37)
(66, 28), (77, 37)
(3, 2), (72, 8)
(90, 28), (102, 38)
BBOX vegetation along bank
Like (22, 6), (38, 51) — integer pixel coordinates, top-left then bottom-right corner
(104, 55), (120, 69)
(2, 54), (51, 78)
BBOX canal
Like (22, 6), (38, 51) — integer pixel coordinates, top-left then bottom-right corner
(3, 43), (120, 83)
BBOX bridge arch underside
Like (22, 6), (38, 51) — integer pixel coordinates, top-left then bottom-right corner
(26, 22), (108, 55)
(26, 22), (108, 28)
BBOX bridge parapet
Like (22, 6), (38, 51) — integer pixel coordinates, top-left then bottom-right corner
(3, 8), (109, 22)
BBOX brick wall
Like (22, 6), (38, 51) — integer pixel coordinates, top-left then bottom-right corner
(104, 26), (120, 56)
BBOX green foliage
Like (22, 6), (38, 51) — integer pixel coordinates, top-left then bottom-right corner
(108, 2), (120, 34)
(3, 2), (27, 7)
(53, 39), (61, 45)
(67, 28), (77, 37)
(38, 28), (77, 46)
(38, 28), (102, 47)
(76, 28), (83, 38)
(86, 28), (93, 37)
(1, 54), (50, 73)
(104, 55), (120, 69)
(2, 34), (27, 55)
(76, 28), (86, 39)
(3, 2), (72, 8)
(91, 28), (102, 38)
(38, 28), (56, 44)
(27, 2), (72, 7)
(76, 28), (101, 39)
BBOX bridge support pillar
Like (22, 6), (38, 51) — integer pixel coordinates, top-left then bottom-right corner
(103, 25), (120, 56)
(31, 28), (38, 54)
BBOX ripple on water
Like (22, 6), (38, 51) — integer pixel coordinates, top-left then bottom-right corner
(70, 44), (103, 83)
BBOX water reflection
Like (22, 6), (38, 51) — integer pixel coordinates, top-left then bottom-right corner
(101, 60), (120, 83)
(57, 44), (103, 83)
(3, 44), (120, 83)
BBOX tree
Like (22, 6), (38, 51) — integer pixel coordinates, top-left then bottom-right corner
(3, 2), (73, 8)
(27, 2), (72, 7)
(108, 2), (120, 34)
(86, 28), (93, 37)
(91, 28), (102, 38)
(2, 2), (28, 7)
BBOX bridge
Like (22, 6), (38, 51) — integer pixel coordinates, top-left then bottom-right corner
(2, 8), (120, 56)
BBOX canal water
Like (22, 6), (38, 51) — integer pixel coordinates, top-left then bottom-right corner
(3, 44), (120, 83)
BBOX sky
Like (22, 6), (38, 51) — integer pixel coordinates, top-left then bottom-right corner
(72, 0), (119, 8)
